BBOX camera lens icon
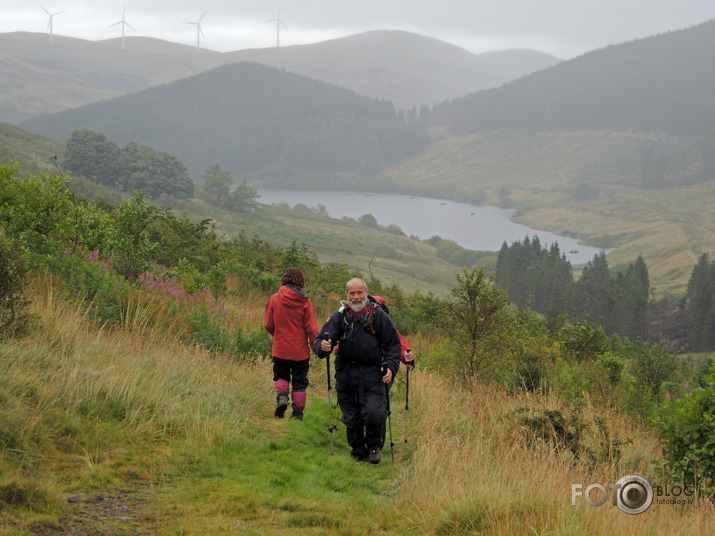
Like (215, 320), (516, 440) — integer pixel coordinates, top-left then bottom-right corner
(614, 474), (653, 515)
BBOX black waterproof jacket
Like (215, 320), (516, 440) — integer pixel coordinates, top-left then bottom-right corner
(314, 303), (401, 377)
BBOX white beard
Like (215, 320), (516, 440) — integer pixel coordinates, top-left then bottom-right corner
(350, 298), (366, 313)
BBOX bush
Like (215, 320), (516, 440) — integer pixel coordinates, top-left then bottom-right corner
(0, 229), (32, 336)
(186, 308), (271, 359)
(650, 363), (715, 497)
(558, 320), (609, 365)
(47, 245), (130, 327)
(629, 339), (680, 396)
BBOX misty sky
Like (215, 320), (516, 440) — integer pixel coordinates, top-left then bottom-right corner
(2, 1), (714, 59)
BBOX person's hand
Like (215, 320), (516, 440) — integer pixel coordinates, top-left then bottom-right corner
(403, 349), (414, 364)
(321, 338), (332, 352)
(382, 367), (393, 383)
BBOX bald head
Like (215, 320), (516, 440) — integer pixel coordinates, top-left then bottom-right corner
(346, 278), (368, 313)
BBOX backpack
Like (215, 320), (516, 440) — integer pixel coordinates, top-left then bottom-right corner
(339, 295), (386, 337)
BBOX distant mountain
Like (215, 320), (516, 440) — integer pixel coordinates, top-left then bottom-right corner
(0, 33), (218, 124)
(19, 62), (430, 178)
(219, 30), (561, 111)
(0, 30), (560, 124)
(439, 19), (715, 136)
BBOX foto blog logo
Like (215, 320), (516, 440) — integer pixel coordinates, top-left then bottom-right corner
(571, 474), (654, 515)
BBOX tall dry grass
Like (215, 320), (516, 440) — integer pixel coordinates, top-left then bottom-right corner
(399, 370), (715, 535)
(0, 279), (273, 498)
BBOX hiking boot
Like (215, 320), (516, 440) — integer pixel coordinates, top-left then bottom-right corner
(290, 411), (303, 421)
(368, 447), (382, 464)
(274, 392), (289, 418)
(351, 452), (368, 462)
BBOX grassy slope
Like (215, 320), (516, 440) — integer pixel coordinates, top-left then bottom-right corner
(4, 120), (711, 298)
(2, 276), (713, 535)
(368, 129), (713, 297)
(0, 122), (64, 176)
(186, 194), (470, 297)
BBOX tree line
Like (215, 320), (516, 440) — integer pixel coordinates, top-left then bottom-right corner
(495, 236), (715, 351)
(64, 129), (194, 201)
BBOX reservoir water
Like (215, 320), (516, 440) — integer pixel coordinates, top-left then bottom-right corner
(257, 189), (606, 266)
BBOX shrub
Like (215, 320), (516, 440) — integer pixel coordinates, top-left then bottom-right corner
(0, 229), (32, 336)
(186, 308), (271, 359)
(650, 363), (715, 498)
(49, 245), (130, 327)
(629, 339), (680, 396)
(558, 320), (609, 365)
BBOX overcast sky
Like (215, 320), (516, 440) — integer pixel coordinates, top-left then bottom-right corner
(2, 1), (714, 59)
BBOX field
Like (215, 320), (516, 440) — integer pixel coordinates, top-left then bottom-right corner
(1, 273), (713, 535)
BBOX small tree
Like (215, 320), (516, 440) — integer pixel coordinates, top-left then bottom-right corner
(226, 180), (258, 212)
(448, 267), (511, 382)
(201, 164), (233, 206)
(112, 192), (159, 278)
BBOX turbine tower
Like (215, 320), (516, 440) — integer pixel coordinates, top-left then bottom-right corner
(263, 11), (287, 47)
(40, 4), (65, 42)
(183, 11), (207, 53)
(109, 6), (134, 50)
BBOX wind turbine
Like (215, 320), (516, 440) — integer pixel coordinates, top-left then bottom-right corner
(109, 6), (134, 50)
(183, 11), (207, 53)
(40, 4), (65, 42)
(263, 11), (288, 47)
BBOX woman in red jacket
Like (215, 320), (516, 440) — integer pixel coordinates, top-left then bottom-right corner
(264, 268), (319, 420)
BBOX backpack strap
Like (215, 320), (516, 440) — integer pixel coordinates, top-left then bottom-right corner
(343, 301), (377, 335)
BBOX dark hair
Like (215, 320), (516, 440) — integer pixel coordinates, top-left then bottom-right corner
(281, 268), (305, 288)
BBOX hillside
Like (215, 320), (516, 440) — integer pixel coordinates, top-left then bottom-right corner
(0, 122), (64, 177)
(368, 128), (713, 297)
(220, 30), (561, 111)
(1, 233), (712, 534)
(0, 33), (218, 124)
(439, 19), (715, 135)
(0, 121), (473, 297)
(18, 62), (430, 178)
(0, 30), (559, 124)
(10, 18), (715, 299)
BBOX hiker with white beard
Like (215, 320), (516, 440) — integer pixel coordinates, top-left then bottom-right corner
(314, 278), (401, 464)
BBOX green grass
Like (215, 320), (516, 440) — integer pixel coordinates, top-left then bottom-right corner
(4, 282), (715, 535)
(0, 293), (413, 534)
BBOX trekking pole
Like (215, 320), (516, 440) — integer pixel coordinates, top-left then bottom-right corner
(404, 364), (411, 443)
(326, 352), (336, 455)
(385, 382), (395, 462)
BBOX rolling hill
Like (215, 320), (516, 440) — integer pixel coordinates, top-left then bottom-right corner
(438, 18), (715, 136)
(9, 18), (715, 298)
(18, 62), (431, 178)
(0, 30), (560, 124)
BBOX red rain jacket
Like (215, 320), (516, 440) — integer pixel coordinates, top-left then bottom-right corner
(264, 285), (319, 361)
